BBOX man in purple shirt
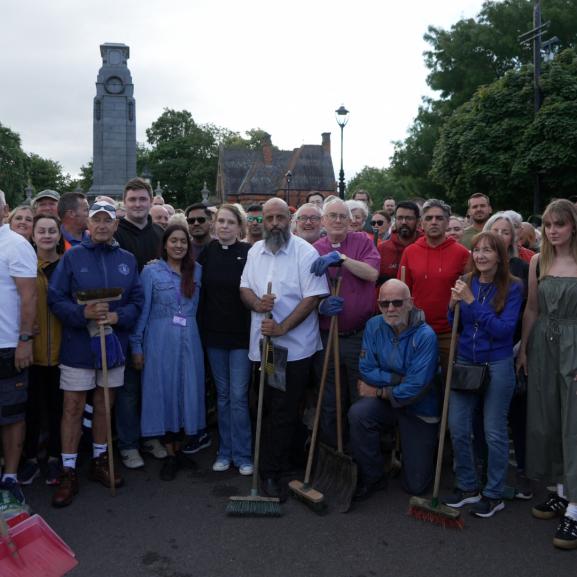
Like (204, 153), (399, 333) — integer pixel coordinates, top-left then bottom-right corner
(311, 197), (380, 447)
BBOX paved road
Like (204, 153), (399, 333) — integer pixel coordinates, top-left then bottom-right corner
(23, 436), (574, 577)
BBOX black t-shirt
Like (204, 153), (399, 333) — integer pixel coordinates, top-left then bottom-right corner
(197, 239), (251, 349)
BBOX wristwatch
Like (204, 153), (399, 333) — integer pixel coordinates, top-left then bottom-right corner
(18, 334), (33, 342)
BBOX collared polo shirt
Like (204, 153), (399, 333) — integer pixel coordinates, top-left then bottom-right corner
(240, 234), (329, 362)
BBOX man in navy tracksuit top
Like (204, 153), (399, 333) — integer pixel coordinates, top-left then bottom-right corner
(348, 278), (439, 502)
(48, 201), (143, 508)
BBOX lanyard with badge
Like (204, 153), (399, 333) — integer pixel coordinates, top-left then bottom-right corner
(169, 268), (187, 327)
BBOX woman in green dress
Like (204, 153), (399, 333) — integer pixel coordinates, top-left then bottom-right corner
(518, 199), (577, 550)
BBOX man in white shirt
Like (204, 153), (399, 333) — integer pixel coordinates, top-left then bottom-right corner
(240, 198), (328, 500)
(0, 189), (37, 503)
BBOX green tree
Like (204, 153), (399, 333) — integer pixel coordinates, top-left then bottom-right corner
(222, 128), (274, 151)
(347, 166), (410, 209)
(69, 162), (93, 192)
(28, 153), (71, 192)
(430, 49), (577, 215)
(0, 122), (28, 206)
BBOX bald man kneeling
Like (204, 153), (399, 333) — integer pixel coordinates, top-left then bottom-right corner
(348, 279), (440, 502)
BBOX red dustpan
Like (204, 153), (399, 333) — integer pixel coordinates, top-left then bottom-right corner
(0, 514), (78, 577)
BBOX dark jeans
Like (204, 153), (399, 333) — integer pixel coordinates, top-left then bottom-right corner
(508, 392), (527, 471)
(24, 365), (62, 459)
(260, 356), (313, 479)
(348, 397), (438, 495)
(316, 330), (363, 448)
(115, 363), (141, 451)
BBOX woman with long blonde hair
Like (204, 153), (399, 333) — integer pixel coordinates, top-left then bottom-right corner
(518, 198), (577, 550)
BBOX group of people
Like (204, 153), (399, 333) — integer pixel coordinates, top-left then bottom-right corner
(1, 181), (576, 551)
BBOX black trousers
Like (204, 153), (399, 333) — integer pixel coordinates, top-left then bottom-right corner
(24, 365), (62, 459)
(260, 356), (313, 478)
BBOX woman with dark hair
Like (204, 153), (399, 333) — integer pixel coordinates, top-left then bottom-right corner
(130, 223), (205, 481)
(197, 204), (253, 475)
(444, 232), (523, 518)
(518, 199), (577, 550)
(18, 215), (64, 486)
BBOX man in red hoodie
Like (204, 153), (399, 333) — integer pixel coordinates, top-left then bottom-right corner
(378, 201), (421, 286)
(398, 199), (469, 376)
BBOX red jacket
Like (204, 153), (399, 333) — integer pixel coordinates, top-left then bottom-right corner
(399, 236), (469, 334)
(378, 231), (421, 283)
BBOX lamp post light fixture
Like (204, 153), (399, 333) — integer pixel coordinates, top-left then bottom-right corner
(335, 105), (349, 199)
(285, 170), (293, 205)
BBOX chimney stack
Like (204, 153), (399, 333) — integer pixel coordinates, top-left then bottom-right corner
(262, 133), (273, 165)
(321, 132), (331, 155)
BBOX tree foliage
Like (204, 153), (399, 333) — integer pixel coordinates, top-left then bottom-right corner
(430, 49), (577, 215)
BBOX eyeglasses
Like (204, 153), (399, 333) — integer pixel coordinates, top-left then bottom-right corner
(326, 213), (349, 222)
(378, 299), (406, 309)
(296, 215), (321, 223)
(396, 215), (416, 222)
(247, 216), (263, 223)
(371, 220), (386, 227)
(187, 216), (207, 224)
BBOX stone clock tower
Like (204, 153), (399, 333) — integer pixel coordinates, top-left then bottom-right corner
(89, 43), (136, 199)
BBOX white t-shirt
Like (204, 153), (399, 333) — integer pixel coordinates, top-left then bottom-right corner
(0, 225), (37, 348)
(240, 234), (329, 361)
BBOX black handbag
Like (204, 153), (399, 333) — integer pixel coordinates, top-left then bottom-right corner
(451, 361), (489, 393)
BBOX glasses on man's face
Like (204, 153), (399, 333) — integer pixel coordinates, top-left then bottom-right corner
(296, 215), (321, 223)
(371, 220), (386, 227)
(396, 215), (416, 222)
(247, 216), (263, 223)
(326, 213), (348, 222)
(378, 299), (406, 309)
(187, 216), (207, 224)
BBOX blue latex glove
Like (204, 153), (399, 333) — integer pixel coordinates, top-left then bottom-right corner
(310, 251), (342, 276)
(319, 296), (344, 316)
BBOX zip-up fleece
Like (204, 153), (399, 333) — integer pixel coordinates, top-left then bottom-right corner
(48, 239), (144, 369)
(359, 309), (439, 419)
(398, 236), (469, 334)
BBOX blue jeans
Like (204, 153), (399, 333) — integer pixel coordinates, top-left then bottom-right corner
(448, 357), (515, 499)
(207, 348), (252, 466)
(115, 364), (141, 451)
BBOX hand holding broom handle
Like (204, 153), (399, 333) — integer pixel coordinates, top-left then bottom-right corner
(431, 301), (460, 505)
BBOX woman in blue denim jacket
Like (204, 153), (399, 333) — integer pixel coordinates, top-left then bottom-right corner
(444, 232), (523, 518)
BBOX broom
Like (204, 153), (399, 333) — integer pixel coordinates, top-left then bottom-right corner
(408, 302), (463, 528)
(289, 278), (342, 513)
(227, 283), (282, 517)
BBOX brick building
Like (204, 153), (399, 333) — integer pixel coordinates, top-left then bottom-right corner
(215, 132), (336, 207)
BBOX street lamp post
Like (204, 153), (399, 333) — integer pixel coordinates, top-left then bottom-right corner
(285, 170), (293, 205)
(335, 105), (349, 199)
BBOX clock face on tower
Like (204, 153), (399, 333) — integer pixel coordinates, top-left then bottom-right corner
(104, 76), (124, 94)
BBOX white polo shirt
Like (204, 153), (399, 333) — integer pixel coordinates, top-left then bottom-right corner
(240, 234), (329, 361)
(0, 225), (37, 348)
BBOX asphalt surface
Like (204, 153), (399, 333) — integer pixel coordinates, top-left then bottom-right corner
(21, 435), (575, 577)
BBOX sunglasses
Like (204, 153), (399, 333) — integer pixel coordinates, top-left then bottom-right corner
(187, 216), (207, 224)
(247, 216), (263, 223)
(378, 299), (406, 309)
(371, 220), (386, 227)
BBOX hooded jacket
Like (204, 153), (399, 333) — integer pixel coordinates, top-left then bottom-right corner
(359, 308), (439, 419)
(114, 216), (163, 271)
(48, 239), (144, 369)
(399, 236), (469, 334)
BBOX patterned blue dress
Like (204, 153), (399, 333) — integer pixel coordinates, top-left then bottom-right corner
(130, 260), (205, 437)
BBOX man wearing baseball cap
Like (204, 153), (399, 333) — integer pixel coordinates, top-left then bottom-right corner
(48, 201), (143, 507)
(32, 190), (61, 218)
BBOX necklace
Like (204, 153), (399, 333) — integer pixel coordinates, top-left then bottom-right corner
(477, 282), (494, 304)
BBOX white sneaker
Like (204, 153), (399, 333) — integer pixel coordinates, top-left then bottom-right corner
(142, 439), (168, 459)
(212, 459), (231, 472)
(238, 464), (254, 476)
(120, 449), (144, 469)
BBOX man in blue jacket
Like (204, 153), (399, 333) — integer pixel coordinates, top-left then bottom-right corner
(48, 201), (143, 507)
(348, 279), (439, 501)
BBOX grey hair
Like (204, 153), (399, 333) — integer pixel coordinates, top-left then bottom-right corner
(295, 202), (322, 219)
(322, 197), (352, 219)
(422, 198), (451, 219)
(345, 199), (368, 218)
(503, 210), (522, 227)
(483, 212), (519, 258)
(0, 189), (5, 207)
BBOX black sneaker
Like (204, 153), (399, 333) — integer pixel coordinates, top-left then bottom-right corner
(17, 460), (40, 486)
(470, 496), (505, 518)
(181, 431), (212, 455)
(0, 478), (25, 505)
(532, 492), (568, 520)
(514, 472), (533, 501)
(553, 515), (577, 550)
(442, 489), (482, 508)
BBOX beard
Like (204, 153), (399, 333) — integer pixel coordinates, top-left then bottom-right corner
(264, 225), (291, 252)
(397, 225), (414, 239)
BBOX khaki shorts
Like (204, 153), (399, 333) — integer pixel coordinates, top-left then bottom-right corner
(59, 365), (124, 392)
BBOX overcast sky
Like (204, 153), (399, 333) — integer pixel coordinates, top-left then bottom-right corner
(1, 0), (486, 184)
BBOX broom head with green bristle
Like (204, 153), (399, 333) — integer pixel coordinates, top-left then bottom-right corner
(408, 495), (464, 529)
(226, 492), (282, 517)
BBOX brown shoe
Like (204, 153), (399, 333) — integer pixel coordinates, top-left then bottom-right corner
(52, 468), (78, 508)
(89, 452), (124, 488)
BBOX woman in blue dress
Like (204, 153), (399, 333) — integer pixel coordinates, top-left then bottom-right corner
(130, 223), (205, 480)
